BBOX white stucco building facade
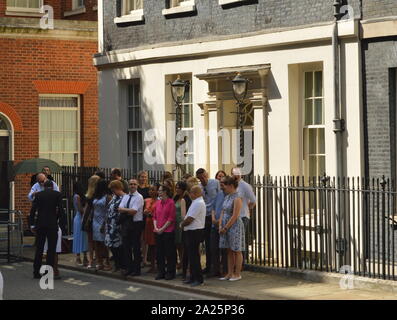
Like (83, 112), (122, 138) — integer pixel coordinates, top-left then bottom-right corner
(95, 12), (364, 179)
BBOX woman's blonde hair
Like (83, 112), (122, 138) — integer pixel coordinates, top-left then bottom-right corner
(86, 175), (101, 199)
(109, 179), (124, 191)
(186, 177), (199, 191)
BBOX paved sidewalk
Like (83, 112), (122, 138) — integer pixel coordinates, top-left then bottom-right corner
(20, 237), (397, 300)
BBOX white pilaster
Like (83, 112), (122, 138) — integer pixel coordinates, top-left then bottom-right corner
(98, 0), (104, 53)
(208, 105), (219, 178)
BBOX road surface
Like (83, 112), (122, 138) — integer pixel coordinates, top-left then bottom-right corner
(0, 261), (217, 300)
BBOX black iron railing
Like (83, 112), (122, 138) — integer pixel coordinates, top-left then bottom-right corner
(247, 175), (397, 280)
(52, 166), (165, 202)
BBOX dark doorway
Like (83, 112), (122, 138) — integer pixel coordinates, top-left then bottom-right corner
(0, 136), (10, 210)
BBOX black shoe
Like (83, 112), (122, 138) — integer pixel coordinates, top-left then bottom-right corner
(165, 273), (175, 280)
(155, 274), (165, 280)
(202, 268), (210, 274)
(190, 281), (203, 287)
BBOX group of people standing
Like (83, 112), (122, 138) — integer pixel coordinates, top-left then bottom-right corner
(29, 166), (256, 286)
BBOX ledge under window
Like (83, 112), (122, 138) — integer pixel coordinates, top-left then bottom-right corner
(219, 0), (245, 5)
(6, 7), (42, 17)
(64, 6), (87, 17)
(114, 9), (144, 24)
(162, 3), (196, 17)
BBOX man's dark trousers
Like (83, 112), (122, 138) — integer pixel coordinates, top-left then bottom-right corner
(156, 232), (176, 277)
(204, 215), (212, 272)
(122, 221), (144, 274)
(210, 227), (227, 275)
(34, 227), (58, 276)
(131, 221), (144, 273)
(186, 229), (204, 283)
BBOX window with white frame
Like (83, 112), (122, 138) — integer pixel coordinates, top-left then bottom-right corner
(39, 96), (80, 166)
(169, 0), (193, 7)
(73, 0), (84, 9)
(123, 0), (143, 15)
(6, 0), (42, 11)
(127, 80), (143, 173)
(303, 70), (325, 178)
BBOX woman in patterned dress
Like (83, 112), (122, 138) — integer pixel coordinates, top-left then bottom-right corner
(92, 179), (112, 271)
(105, 180), (126, 272)
(218, 176), (245, 281)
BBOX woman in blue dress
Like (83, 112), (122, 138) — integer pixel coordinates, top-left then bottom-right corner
(92, 179), (112, 271)
(72, 182), (88, 266)
(105, 180), (126, 272)
(218, 176), (245, 282)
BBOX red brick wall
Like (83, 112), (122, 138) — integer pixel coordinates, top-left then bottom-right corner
(0, 0), (97, 21)
(0, 36), (99, 226)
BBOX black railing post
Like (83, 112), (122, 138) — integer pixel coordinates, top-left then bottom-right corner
(380, 176), (387, 279)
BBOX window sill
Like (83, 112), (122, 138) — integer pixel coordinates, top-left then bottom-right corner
(219, 0), (245, 5)
(114, 10), (144, 24)
(64, 6), (87, 17)
(162, 5), (196, 16)
(5, 7), (42, 17)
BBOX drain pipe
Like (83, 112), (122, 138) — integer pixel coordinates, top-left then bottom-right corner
(332, 0), (346, 268)
(332, 0), (345, 180)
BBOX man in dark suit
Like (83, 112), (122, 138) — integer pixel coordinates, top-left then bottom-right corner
(29, 180), (63, 279)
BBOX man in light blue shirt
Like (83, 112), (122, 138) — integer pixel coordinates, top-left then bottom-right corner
(28, 173), (59, 202)
(232, 168), (256, 264)
(196, 168), (220, 274)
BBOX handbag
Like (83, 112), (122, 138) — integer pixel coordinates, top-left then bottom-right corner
(82, 199), (93, 233)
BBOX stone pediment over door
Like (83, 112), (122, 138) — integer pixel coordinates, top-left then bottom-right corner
(195, 64), (271, 110)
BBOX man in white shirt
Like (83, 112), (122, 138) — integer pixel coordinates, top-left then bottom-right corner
(118, 179), (144, 276)
(28, 173), (59, 202)
(180, 185), (206, 287)
(231, 167), (256, 265)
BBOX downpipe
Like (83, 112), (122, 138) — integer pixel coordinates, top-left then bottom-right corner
(332, 0), (346, 269)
